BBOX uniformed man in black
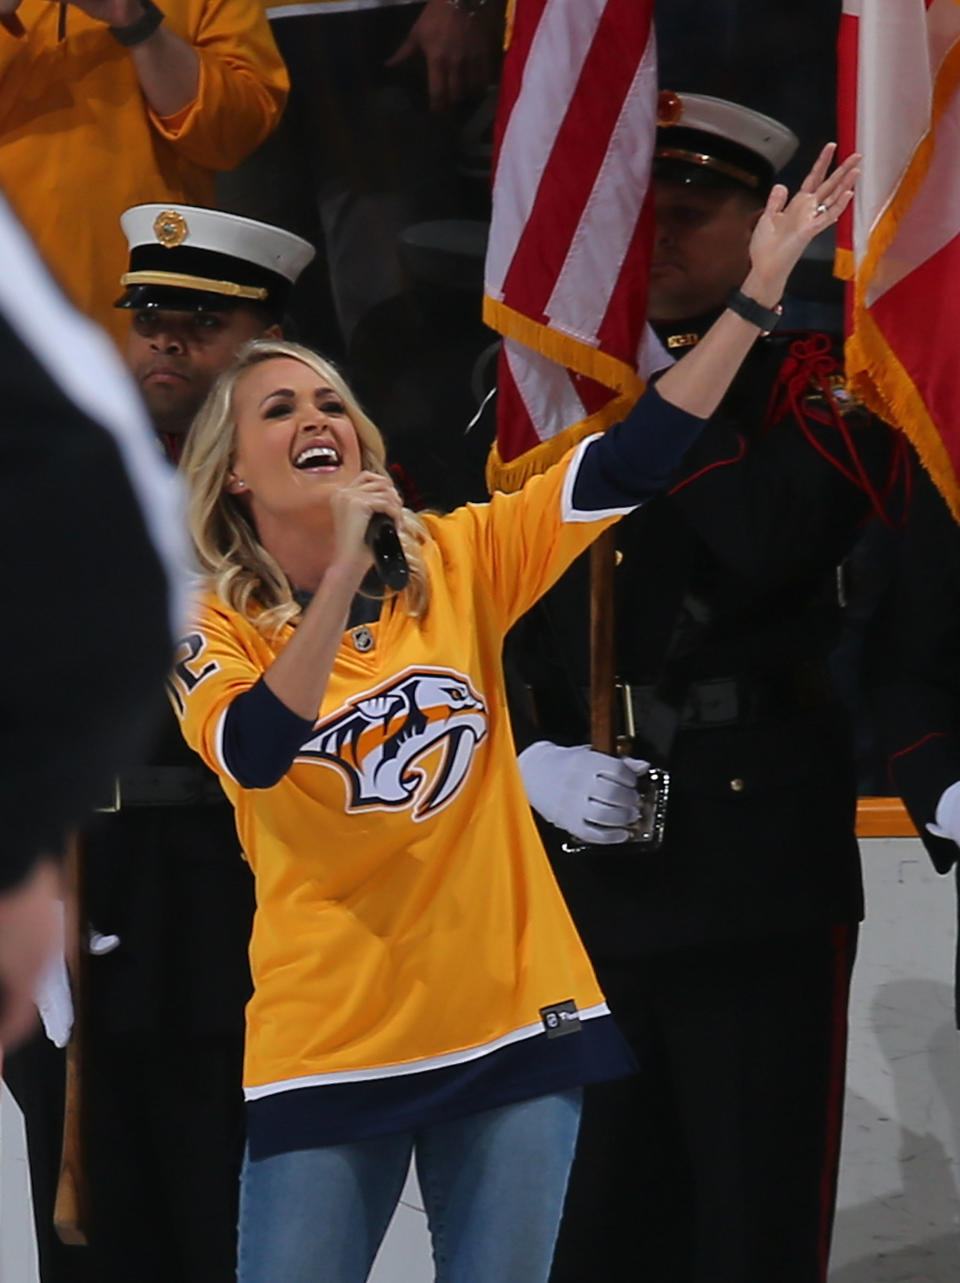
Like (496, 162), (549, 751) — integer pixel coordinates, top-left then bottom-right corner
(512, 96), (907, 1283)
(4, 205), (315, 1283)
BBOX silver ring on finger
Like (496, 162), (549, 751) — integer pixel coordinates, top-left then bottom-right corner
(816, 202), (829, 216)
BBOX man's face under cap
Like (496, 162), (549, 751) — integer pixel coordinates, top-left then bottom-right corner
(648, 180), (761, 324)
(124, 304), (276, 434)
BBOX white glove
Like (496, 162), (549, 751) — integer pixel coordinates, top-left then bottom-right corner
(89, 927), (120, 956)
(518, 741), (649, 845)
(34, 901), (73, 1049)
(928, 779), (960, 845)
(32, 923), (120, 1048)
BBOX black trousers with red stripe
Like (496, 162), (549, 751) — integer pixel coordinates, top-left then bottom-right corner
(549, 924), (856, 1283)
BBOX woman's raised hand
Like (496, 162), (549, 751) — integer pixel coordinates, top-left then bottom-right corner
(747, 143), (860, 303)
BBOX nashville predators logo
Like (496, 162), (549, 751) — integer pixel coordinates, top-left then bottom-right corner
(298, 667), (488, 820)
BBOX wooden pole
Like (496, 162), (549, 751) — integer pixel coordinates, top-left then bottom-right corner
(54, 833), (87, 1246)
(589, 530), (617, 755)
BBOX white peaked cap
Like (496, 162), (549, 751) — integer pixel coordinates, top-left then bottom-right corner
(675, 94), (798, 172)
(116, 204), (316, 311)
(120, 205), (316, 282)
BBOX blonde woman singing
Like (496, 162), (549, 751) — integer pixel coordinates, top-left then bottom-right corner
(173, 146), (856, 1283)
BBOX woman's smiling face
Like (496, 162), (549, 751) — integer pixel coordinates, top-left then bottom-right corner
(226, 356), (363, 522)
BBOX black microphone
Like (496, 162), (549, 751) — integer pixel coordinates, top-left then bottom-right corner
(365, 513), (410, 591)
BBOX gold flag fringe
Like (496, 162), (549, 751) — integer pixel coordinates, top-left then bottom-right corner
(838, 36), (960, 521)
(485, 392), (637, 493)
(845, 308), (960, 522)
(483, 297), (646, 494)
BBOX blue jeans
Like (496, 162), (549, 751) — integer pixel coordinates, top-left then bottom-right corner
(237, 1090), (582, 1283)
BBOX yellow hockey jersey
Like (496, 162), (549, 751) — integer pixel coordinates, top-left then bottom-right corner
(174, 440), (640, 1150)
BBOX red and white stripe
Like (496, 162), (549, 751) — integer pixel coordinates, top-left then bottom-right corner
(483, 0), (662, 489)
(838, 0), (960, 515)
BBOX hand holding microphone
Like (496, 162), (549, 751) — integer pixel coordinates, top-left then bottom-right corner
(332, 472), (409, 591)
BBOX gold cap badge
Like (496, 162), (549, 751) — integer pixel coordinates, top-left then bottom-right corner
(153, 210), (189, 249)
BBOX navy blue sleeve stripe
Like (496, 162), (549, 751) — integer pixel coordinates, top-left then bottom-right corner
(569, 386), (706, 514)
(221, 678), (316, 789)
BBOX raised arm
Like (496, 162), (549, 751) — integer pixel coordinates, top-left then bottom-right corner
(568, 146), (860, 518)
(0, 0), (201, 118)
(656, 144), (858, 418)
(1, 0), (286, 155)
(145, 0), (289, 169)
(8, 0), (289, 165)
(104, 0), (201, 120)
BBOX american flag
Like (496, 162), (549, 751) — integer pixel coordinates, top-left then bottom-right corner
(483, 0), (661, 493)
(837, 0), (960, 517)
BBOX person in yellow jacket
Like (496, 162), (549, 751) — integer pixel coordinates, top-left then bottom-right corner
(0, 0), (287, 345)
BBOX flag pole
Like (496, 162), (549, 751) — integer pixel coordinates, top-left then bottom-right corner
(54, 833), (88, 1245)
(589, 531), (617, 755)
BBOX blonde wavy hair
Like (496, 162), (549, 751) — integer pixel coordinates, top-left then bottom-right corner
(179, 339), (432, 635)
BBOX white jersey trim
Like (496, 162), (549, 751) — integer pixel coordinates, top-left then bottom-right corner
(244, 1002), (611, 1099)
(560, 434), (642, 523)
(267, 0), (419, 18)
(213, 706), (239, 786)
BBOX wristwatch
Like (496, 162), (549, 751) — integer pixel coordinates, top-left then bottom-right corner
(109, 0), (165, 47)
(725, 288), (783, 336)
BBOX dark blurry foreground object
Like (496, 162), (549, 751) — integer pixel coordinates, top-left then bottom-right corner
(0, 192), (181, 1044)
(4, 202), (302, 1283)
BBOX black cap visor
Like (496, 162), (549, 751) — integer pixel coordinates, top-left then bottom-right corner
(653, 126), (775, 195)
(115, 283), (252, 311)
(114, 242), (290, 314)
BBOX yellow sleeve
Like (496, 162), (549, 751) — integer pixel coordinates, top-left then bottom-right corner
(168, 596), (264, 779)
(150, 0), (288, 171)
(437, 437), (624, 635)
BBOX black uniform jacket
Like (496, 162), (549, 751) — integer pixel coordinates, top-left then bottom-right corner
(511, 322), (904, 960)
(83, 685), (255, 1038)
(870, 468), (960, 1019)
(871, 468), (960, 872)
